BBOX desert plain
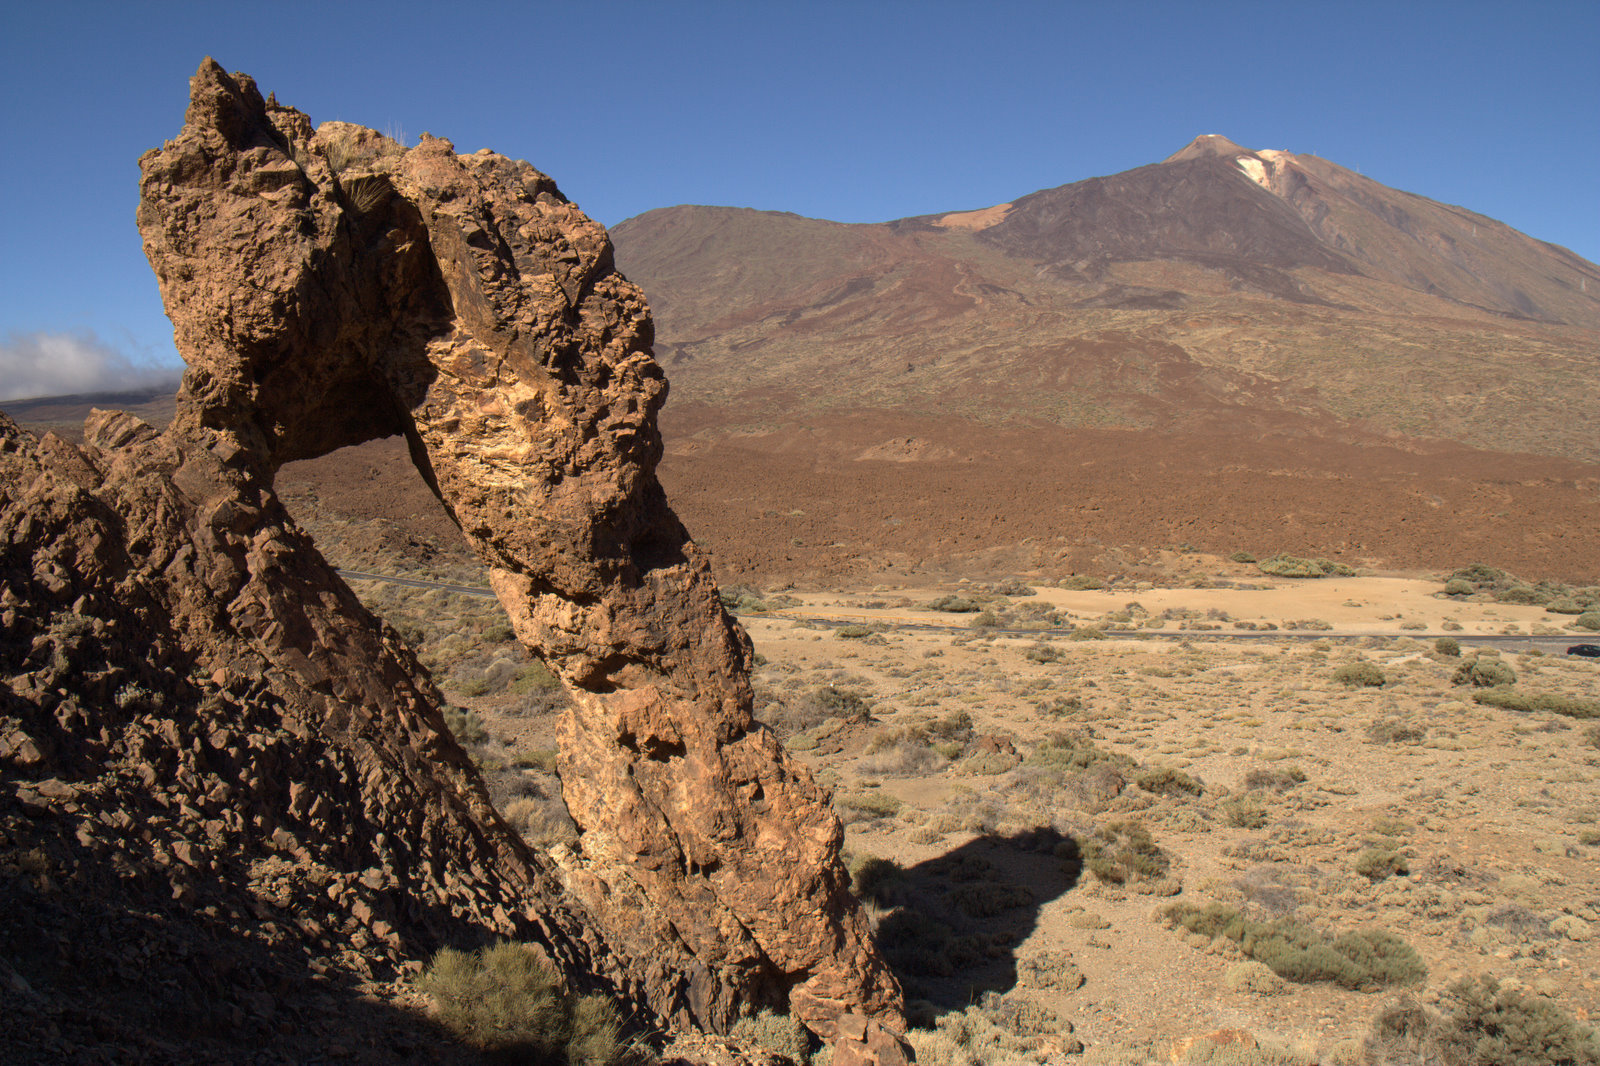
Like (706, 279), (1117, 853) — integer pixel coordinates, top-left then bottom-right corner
(326, 514), (1600, 1064)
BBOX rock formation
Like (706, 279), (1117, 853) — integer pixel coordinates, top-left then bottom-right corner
(1, 59), (904, 1060)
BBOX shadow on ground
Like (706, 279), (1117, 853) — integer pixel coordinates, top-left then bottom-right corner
(859, 826), (1083, 1013)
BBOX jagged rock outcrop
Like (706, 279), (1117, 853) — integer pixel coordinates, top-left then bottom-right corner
(0, 407), (631, 1061)
(1, 59), (905, 1059)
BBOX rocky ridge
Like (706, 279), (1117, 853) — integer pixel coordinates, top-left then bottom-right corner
(1, 59), (905, 1063)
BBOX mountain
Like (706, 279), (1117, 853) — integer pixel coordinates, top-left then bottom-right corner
(602, 137), (1600, 582)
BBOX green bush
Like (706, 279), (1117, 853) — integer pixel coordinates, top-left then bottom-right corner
(1574, 612), (1600, 632)
(1258, 555), (1356, 578)
(1221, 793), (1270, 829)
(850, 855), (905, 901)
(1444, 578), (1475, 596)
(1496, 585), (1551, 605)
(416, 942), (626, 1063)
(834, 791), (902, 822)
(443, 706), (489, 746)
(1136, 767), (1204, 796)
(970, 610), (1000, 628)
(1334, 661), (1387, 688)
(1083, 820), (1168, 884)
(1355, 848), (1410, 882)
(926, 595), (981, 613)
(1472, 687), (1600, 720)
(1453, 656), (1516, 688)
(730, 1009), (810, 1061)
(1028, 732), (1134, 773)
(1449, 564), (1509, 589)
(1167, 904), (1425, 991)
(1547, 597), (1585, 615)
(1434, 637), (1462, 657)
(1366, 977), (1600, 1066)
(836, 625), (873, 639)
(509, 660), (561, 694)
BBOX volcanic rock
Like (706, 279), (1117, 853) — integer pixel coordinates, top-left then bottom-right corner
(1, 58), (904, 1060)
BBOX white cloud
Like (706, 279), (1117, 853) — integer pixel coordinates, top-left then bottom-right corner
(0, 331), (182, 402)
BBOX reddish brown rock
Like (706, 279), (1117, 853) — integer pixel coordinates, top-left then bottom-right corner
(112, 56), (900, 1038)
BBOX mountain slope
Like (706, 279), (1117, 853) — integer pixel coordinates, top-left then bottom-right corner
(603, 138), (1600, 582)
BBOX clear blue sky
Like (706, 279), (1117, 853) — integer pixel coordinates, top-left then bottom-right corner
(2, 0), (1596, 399)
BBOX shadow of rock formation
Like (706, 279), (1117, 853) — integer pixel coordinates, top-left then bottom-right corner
(860, 827), (1083, 1012)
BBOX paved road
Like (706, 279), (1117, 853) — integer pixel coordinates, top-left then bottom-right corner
(336, 569), (1588, 655)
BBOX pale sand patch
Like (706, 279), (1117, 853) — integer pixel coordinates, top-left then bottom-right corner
(933, 202), (1013, 230)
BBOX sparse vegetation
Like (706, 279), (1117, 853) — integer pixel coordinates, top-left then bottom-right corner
(1258, 555), (1357, 578)
(1472, 687), (1600, 719)
(1434, 636), (1461, 657)
(416, 942), (628, 1064)
(1136, 767), (1203, 796)
(1355, 847), (1409, 882)
(1166, 903), (1425, 990)
(1333, 661), (1386, 687)
(1083, 820), (1169, 885)
(1453, 657), (1517, 688)
(1365, 977), (1600, 1066)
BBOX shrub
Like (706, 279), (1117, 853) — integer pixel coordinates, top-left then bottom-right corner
(1366, 719), (1425, 744)
(416, 942), (626, 1063)
(1496, 585), (1551, 605)
(1243, 766), (1307, 792)
(834, 791), (902, 822)
(1365, 977), (1600, 1066)
(1083, 820), (1168, 884)
(1334, 661), (1386, 687)
(1028, 732), (1134, 773)
(443, 706), (489, 746)
(1443, 578), (1475, 596)
(1229, 551), (1258, 564)
(1585, 725), (1600, 749)
(1449, 563), (1509, 589)
(1547, 597), (1585, 615)
(1434, 637), (1461, 657)
(1574, 612), (1600, 632)
(503, 796), (579, 847)
(850, 855), (905, 901)
(1258, 555), (1356, 578)
(926, 595), (981, 613)
(1355, 848), (1410, 882)
(730, 1009), (810, 1061)
(1167, 904), (1425, 990)
(508, 660), (561, 694)
(1454, 657), (1517, 688)
(1136, 767), (1204, 796)
(1472, 688), (1600, 719)
(835, 625), (873, 639)
(1061, 575), (1106, 590)
(970, 610), (1000, 629)
(1221, 794), (1270, 829)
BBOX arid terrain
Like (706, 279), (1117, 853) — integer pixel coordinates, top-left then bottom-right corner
(316, 510), (1600, 1063)
(6, 82), (1600, 1065)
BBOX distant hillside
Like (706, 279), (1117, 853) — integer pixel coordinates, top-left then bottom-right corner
(604, 138), (1600, 582)
(613, 136), (1600, 464)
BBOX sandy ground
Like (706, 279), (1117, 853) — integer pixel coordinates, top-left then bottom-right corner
(392, 569), (1600, 1064)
